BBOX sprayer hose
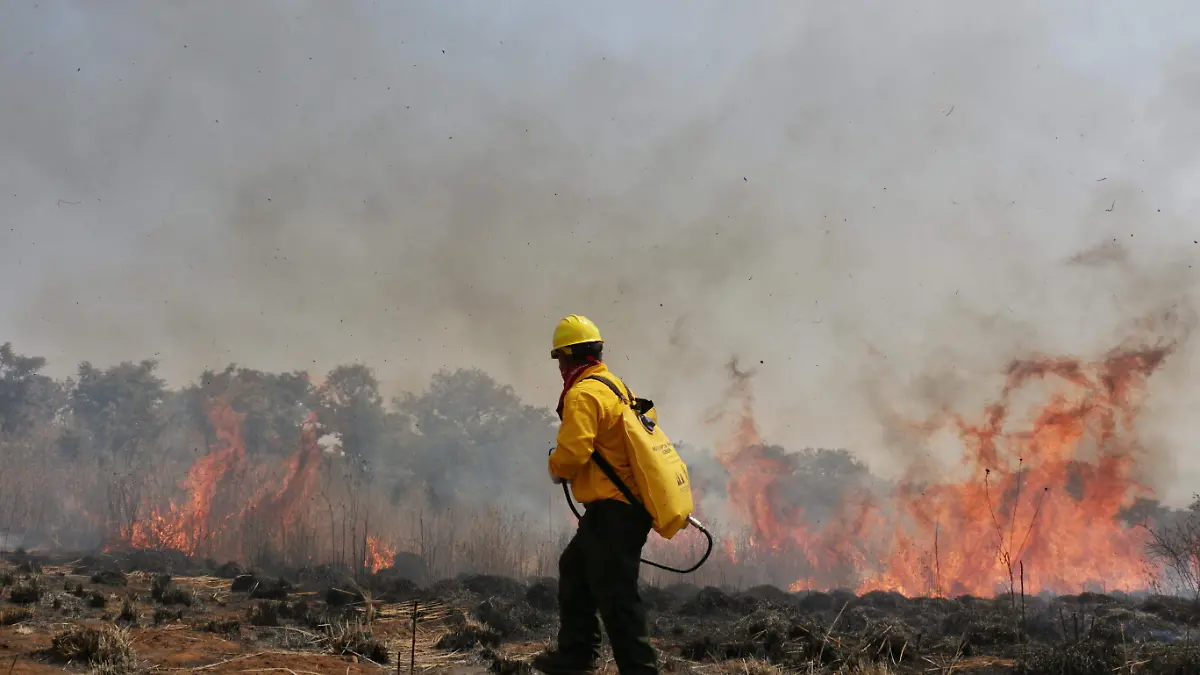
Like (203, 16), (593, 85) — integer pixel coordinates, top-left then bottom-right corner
(561, 484), (713, 574)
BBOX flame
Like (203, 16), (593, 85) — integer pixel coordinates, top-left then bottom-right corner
(366, 536), (397, 574)
(116, 398), (325, 561)
(717, 345), (1170, 596)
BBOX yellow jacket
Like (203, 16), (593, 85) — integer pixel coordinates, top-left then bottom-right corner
(548, 363), (658, 505)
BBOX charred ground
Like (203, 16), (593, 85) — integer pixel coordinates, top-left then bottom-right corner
(2, 549), (1199, 675)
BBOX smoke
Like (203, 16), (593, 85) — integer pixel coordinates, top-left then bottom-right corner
(3, 2), (1200, 504)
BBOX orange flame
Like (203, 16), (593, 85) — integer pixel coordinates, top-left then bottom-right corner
(117, 398), (325, 562)
(366, 536), (397, 574)
(717, 345), (1170, 596)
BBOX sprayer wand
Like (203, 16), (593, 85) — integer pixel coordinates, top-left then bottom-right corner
(559, 482), (714, 574)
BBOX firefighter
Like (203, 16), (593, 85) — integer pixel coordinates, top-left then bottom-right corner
(532, 315), (658, 675)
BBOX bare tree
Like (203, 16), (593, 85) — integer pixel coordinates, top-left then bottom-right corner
(1146, 496), (1200, 599)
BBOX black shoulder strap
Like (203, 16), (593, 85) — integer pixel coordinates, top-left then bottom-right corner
(584, 375), (634, 407)
(585, 375), (654, 416)
(579, 375), (652, 521)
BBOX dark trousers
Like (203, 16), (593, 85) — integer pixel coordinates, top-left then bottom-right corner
(557, 499), (657, 675)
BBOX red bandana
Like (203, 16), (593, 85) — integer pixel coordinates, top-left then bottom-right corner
(556, 360), (597, 420)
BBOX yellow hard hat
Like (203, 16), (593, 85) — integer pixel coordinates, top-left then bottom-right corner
(551, 314), (603, 359)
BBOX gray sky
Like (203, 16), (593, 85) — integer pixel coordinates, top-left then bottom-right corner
(3, 1), (1199, 502)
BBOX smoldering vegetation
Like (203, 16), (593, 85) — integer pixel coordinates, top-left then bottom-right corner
(6, 549), (1200, 675)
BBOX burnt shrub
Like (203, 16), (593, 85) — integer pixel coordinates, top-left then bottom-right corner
(246, 600), (280, 627)
(118, 596), (138, 623)
(739, 585), (797, 607)
(90, 570), (127, 587)
(0, 607), (31, 626)
(151, 574), (194, 606)
(327, 622), (389, 664)
(436, 622), (501, 651)
(525, 578), (558, 612)
(1142, 595), (1200, 626)
(154, 607), (185, 625)
(278, 599), (311, 621)
(857, 589), (908, 610)
(158, 587), (194, 607)
(211, 561), (243, 579)
(437, 611), (502, 651)
(473, 598), (551, 638)
(230, 574), (258, 593)
(325, 586), (363, 607)
(149, 574), (172, 599)
(201, 618), (241, 635)
(679, 587), (744, 616)
(88, 591), (108, 609)
(248, 577), (292, 600)
(482, 647), (534, 675)
(1014, 639), (1123, 675)
(8, 578), (42, 604)
(373, 577), (419, 602)
(796, 591), (837, 613)
(457, 574), (525, 600)
(680, 635), (762, 662)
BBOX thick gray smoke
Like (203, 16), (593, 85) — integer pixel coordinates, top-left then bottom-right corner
(3, 2), (1200, 504)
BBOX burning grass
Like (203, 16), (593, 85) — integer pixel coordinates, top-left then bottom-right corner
(712, 345), (1176, 597)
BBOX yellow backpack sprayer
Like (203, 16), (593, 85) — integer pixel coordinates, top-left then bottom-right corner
(556, 375), (714, 574)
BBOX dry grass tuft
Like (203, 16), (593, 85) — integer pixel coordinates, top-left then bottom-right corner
(326, 618), (389, 664)
(709, 657), (897, 675)
(716, 659), (784, 675)
(199, 617), (241, 635)
(0, 607), (32, 626)
(246, 600), (280, 626)
(117, 596), (138, 623)
(153, 607), (184, 625)
(150, 574), (194, 606)
(481, 646), (534, 675)
(8, 575), (43, 604)
(842, 663), (896, 675)
(50, 624), (140, 674)
(435, 613), (502, 651)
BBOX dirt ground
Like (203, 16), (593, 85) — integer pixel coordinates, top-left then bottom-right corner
(2, 551), (1199, 674)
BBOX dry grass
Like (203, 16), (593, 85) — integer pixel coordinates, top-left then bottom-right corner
(89, 590), (108, 608)
(50, 624), (140, 674)
(8, 575), (42, 604)
(0, 607), (31, 626)
(246, 600), (280, 626)
(118, 596), (138, 623)
(325, 618), (389, 664)
(715, 659), (785, 675)
(704, 658), (898, 675)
